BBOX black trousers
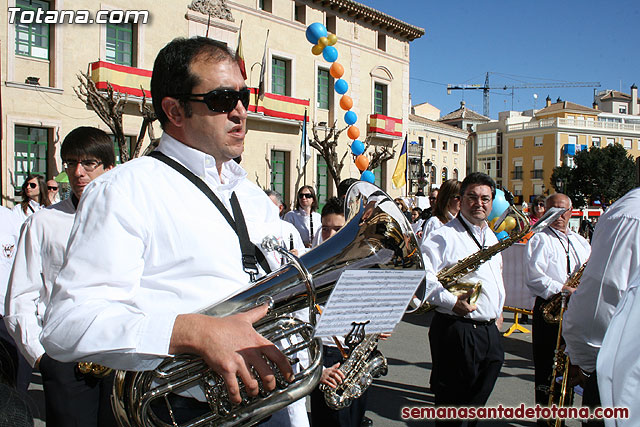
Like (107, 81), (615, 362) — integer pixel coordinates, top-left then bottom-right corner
(0, 318), (32, 394)
(429, 312), (504, 427)
(310, 346), (368, 427)
(581, 370), (603, 427)
(532, 296), (562, 407)
(38, 354), (117, 427)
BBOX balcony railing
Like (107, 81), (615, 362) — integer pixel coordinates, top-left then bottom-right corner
(507, 117), (640, 133)
(368, 114), (403, 139)
(531, 169), (544, 179)
(512, 170), (523, 180)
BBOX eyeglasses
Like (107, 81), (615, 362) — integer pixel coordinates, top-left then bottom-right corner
(429, 197), (437, 201)
(27, 182), (38, 189)
(464, 194), (492, 205)
(299, 193), (313, 199)
(48, 186), (58, 191)
(178, 88), (250, 113)
(63, 160), (103, 172)
(536, 203), (545, 207)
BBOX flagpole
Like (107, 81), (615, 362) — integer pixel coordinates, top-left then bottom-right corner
(405, 134), (409, 197)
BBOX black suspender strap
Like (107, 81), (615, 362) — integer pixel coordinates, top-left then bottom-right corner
(309, 214), (314, 243)
(147, 151), (271, 278)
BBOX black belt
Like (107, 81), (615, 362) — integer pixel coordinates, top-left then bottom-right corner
(436, 312), (496, 326)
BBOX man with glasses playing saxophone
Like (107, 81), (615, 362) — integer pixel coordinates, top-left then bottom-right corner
(4, 127), (116, 426)
(421, 172), (505, 426)
(524, 193), (590, 426)
(41, 37), (293, 424)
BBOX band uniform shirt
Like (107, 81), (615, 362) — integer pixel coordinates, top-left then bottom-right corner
(421, 214), (505, 322)
(421, 211), (455, 242)
(0, 206), (22, 316)
(562, 188), (640, 373)
(11, 199), (43, 224)
(41, 133), (281, 371)
(4, 197), (76, 367)
(283, 208), (321, 247)
(524, 227), (591, 300)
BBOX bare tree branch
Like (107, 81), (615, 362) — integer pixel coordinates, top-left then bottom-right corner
(310, 120), (349, 189)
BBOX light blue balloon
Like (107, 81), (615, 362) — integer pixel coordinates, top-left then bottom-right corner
(360, 170), (375, 183)
(322, 45), (338, 63)
(334, 79), (348, 95)
(305, 23), (327, 45)
(488, 188), (509, 221)
(351, 140), (365, 156)
(344, 111), (357, 126)
(495, 230), (509, 240)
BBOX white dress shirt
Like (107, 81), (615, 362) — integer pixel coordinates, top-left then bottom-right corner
(11, 199), (43, 224)
(524, 227), (591, 300)
(563, 188), (640, 372)
(41, 134), (281, 371)
(420, 214), (505, 321)
(283, 208), (321, 247)
(0, 206), (22, 316)
(597, 276), (640, 427)
(421, 212), (455, 242)
(4, 197), (76, 366)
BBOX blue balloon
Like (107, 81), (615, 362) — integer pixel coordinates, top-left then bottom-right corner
(360, 170), (375, 183)
(495, 230), (509, 240)
(488, 188), (509, 221)
(305, 23), (327, 45)
(334, 79), (349, 95)
(322, 45), (338, 63)
(351, 140), (365, 156)
(344, 111), (357, 126)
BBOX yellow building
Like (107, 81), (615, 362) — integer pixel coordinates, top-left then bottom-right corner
(1, 0), (423, 208)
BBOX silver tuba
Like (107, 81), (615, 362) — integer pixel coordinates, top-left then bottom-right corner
(111, 181), (424, 427)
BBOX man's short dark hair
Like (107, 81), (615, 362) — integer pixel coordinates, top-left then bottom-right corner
(60, 127), (115, 168)
(460, 172), (496, 199)
(337, 178), (359, 200)
(321, 197), (344, 218)
(151, 37), (235, 128)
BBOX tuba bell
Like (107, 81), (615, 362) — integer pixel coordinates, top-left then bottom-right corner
(110, 181), (424, 427)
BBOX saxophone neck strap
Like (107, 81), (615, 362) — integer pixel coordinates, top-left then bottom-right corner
(457, 214), (485, 251)
(147, 150), (270, 278)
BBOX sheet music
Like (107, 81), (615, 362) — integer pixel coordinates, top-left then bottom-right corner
(313, 270), (425, 338)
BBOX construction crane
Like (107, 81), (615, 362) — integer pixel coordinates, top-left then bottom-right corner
(446, 72), (601, 117)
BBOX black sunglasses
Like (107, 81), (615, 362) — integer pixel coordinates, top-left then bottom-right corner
(179, 88), (250, 113)
(27, 182), (37, 189)
(299, 193), (313, 199)
(48, 186), (58, 191)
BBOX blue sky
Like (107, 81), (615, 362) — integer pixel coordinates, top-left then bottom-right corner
(362, 0), (640, 119)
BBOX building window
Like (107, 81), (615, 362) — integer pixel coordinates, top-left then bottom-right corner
(326, 15), (336, 34)
(373, 83), (387, 115)
(317, 154), (328, 210)
(258, 0), (272, 13)
(270, 150), (288, 200)
(430, 165), (436, 184)
(592, 136), (601, 147)
(532, 158), (544, 179)
(418, 136), (424, 147)
(317, 68), (330, 110)
(514, 138), (523, 148)
(624, 138), (632, 149)
(442, 141), (448, 151)
(568, 135), (578, 145)
(106, 22), (134, 66)
(272, 57), (290, 96)
(377, 32), (386, 51)
(431, 139), (436, 149)
(619, 106), (627, 114)
(513, 161), (523, 180)
(14, 125), (48, 196)
(441, 167), (448, 182)
(15, 0), (50, 59)
(110, 135), (136, 164)
(534, 136), (543, 147)
(607, 137), (615, 146)
(453, 168), (459, 180)
(294, 3), (306, 24)
(453, 142), (459, 153)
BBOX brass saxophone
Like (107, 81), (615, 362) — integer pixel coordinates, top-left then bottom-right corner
(110, 181), (424, 427)
(542, 260), (588, 324)
(76, 362), (113, 378)
(547, 291), (573, 427)
(412, 203), (567, 314)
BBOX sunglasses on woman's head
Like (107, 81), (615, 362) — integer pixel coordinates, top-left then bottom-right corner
(177, 88), (251, 113)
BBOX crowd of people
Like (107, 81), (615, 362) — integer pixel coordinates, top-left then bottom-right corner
(0, 35), (638, 427)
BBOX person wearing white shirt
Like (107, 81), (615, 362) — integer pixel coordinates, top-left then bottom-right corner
(5, 127), (116, 426)
(421, 173), (505, 424)
(11, 174), (50, 223)
(420, 179), (460, 241)
(40, 37), (292, 424)
(562, 187), (640, 426)
(524, 193), (591, 422)
(284, 185), (321, 248)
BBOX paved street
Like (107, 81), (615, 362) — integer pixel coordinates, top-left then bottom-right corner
(23, 311), (582, 426)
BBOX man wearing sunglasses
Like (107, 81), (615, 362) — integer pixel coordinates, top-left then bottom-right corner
(5, 126), (116, 426)
(41, 37), (292, 421)
(46, 179), (60, 204)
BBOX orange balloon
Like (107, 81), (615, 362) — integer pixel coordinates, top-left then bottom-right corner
(347, 125), (360, 140)
(355, 154), (369, 171)
(330, 62), (344, 79)
(311, 44), (324, 55)
(339, 95), (353, 110)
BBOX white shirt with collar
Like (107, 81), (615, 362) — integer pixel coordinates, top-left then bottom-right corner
(524, 227), (591, 300)
(283, 208), (321, 247)
(420, 214), (505, 321)
(4, 197), (76, 366)
(0, 206), (22, 316)
(421, 211), (455, 242)
(562, 188), (640, 373)
(41, 133), (281, 371)
(11, 199), (43, 224)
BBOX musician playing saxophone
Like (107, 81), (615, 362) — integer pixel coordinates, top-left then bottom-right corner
(524, 193), (590, 425)
(421, 173), (505, 427)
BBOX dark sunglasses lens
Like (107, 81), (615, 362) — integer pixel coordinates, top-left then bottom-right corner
(204, 89), (250, 113)
(28, 183), (37, 189)
(299, 194), (312, 199)
(48, 186), (58, 190)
